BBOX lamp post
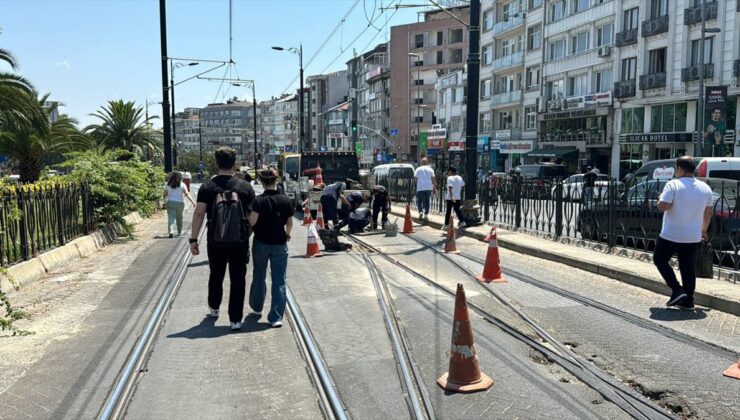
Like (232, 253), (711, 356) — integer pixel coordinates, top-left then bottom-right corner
(170, 61), (199, 168)
(272, 45), (304, 153)
(463, 0), (481, 225)
(409, 53), (422, 162)
(697, 1), (721, 157)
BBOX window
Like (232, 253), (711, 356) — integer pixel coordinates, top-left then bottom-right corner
(597, 23), (613, 46)
(690, 37), (714, 66)
(595, 69), (612, 93)
(648, 48), (667, 74)
(483, 10), (493, 32)
(450, 49), (464, 63)
(548, 79), (565, 99)
(621, 107), (645, 134)
(525, 106), (537, 130)
(437, 31), (443, 45)
(551, 0), (566, 22)
(650, 0), (668, 18)
(567, 74), (588, 96)
(526, 66), (540, 88)
(502, 39), (512, 56)
(451, 87), (458, 103)
(451, 116), (462, 132)
(527, 25), (541, 50)
(623, 8), (639, 30)
(479, 112), (492, 132)
(440, 91), (446, 106)
(414, 79), (424, 86)
(622, 57), (637, 80)
(573, 0), (590, 14)
(437, 50), (444, 64)
(482, 45), (492, 66)
(450, 28), (463, 43)
(502, 2), (512, 20)
(529, 0), (543, 9)
(650, 103), (688, 133)
(414, 34), (424, 48)
(571, 32), (589, 54)
(549, 39), (566, 60)
(480, 79), (492, 99)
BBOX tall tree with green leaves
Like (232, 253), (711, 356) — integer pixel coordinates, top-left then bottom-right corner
(84, 100), (160, 156)
(0, 28), (46, 131)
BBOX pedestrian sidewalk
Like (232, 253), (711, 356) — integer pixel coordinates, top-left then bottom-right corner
(389, 205), (740, 316)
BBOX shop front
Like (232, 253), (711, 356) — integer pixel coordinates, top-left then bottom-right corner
(620, 132), (694, 164)
(498, 138), (535, 172)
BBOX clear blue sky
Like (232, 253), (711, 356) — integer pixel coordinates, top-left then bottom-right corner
(1, 0), (423, 128)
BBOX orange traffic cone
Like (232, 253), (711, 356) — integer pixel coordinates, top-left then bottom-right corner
(476, 226), (507, 283)
(483, 225), (496, 241)
(402, 203), (415, 234)
(444, 218), (459, 254)
(305, 223), (323, 258)
(302, 203), (313, 226)
(723, 357), (740, 379)
(438, 284), (494, 393)
(316, 204), (325, 229)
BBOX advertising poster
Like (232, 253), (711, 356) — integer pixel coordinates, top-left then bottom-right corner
(704, 86), (728, 156)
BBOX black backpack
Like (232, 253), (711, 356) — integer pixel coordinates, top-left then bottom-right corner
(207, 180), (248, 247)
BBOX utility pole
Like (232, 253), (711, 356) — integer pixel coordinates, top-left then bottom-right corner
(462, 0), (481, 225)
(299, 44), (305, 153)
(170, 60), (178, 168)
(252, 83), (258, 171)
(159, 0), (172, 172)
(697, 0), (707, 158)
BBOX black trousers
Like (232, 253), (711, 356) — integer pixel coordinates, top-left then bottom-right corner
(653, 237), (699, 299)
(444, 200), (464, 226)
(207, 242), (249, 322)
(321, 195), (338, 225)
(372, 197), (389, 229)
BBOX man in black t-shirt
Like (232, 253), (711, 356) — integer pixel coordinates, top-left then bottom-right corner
(370, 185), (391, 230)
(247, 167), (294, 328)
(190, 147), (255, 331)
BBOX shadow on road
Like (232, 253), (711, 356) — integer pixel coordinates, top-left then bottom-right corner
(167, 316), (272, 339)
(648, 307), (709, 321)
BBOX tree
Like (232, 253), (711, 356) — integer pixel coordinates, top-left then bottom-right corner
(84, 100), (160, 156)
(0, 96), (87, 182)
(175, 149), (217, 177)
(0, 28), (46, 132)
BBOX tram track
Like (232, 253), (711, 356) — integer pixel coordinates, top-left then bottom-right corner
(346, 232), (676, 420)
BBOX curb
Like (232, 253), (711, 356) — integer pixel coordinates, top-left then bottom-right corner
(390, 209), (740, 317)
(0, 212), (144, 296)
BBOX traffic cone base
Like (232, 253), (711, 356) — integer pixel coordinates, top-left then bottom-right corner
(444, 220), (459, 253)
(475, 274), (507, 283)
(402, 204), (415, 234)
(305, 224), (323, 258)
(437, 371), (493, 393)
(723, 359), (740, 379)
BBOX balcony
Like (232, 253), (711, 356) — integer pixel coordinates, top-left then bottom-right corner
(614, 80), (637, 99)
(615, 28), (638, 47)
(734, 60), (740, 78)
(492, 14), (525, 36)
(684, 2), (717, 25)
(639, 72), (666, 90)
(641, 15), (669, 38)
(681, 63), (714, 82)
(490, 90), (522, 107)
(539, 130), (608, 146)
(491, 51), (524, 72)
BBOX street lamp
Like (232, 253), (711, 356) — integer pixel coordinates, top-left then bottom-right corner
(409, 52), (422, 162)
(170, 60), (199, 167)
(232, 82), (260, 173)
(697, 2), (721, 157)
(272, 45), (304, 153)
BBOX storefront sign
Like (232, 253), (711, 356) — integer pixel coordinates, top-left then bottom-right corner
(439, 73), (459, 89)
(427, 126), (447, 149)
(419, 132), (428, 155)
(477, 136), (490, 153)
(539, 107), (607, 121)
(563, 92), (613, 110)
(621, 132), (693, 143)
(498, 140), (534, 154)
(494, 129), (511, 140)
(328, 119), (344, 125)
(448, 140), (465, 152)
(653, 166), (675, 180)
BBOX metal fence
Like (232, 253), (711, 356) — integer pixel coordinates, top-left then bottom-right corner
(0, 183), (94, 267)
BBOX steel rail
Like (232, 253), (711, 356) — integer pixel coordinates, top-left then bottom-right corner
(347, 233), (676, 420)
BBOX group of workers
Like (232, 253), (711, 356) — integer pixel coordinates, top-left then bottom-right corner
(317, 179), (391, 234)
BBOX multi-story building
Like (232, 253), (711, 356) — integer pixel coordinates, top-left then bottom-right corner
(261, 93), (299, 157)
(199, 101), (256, 163)
(174, 108), (201, 153)
(390, 5), (470, 162)
(614, 0), (738, 177)
(435, 69), (466, 168)
(307, 71), (349, 150)
(323, 101), (350, 151)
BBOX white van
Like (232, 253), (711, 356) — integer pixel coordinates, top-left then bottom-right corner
(696, 157), (740, 180)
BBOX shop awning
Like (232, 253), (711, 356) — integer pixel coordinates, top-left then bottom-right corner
(526, 148), (579, 158)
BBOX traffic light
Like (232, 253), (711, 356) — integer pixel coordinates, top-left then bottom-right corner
(351, 119), (357, 133)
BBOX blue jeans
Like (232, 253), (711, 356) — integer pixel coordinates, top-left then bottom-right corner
(416, 190), (432, 215)
(250, 239), (289, 323)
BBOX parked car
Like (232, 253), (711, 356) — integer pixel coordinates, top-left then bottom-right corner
(625, 157), (740, 191)
(516, 163), (568, 198)
(551, 173), (624, 202)
(577, 177), (739, 250)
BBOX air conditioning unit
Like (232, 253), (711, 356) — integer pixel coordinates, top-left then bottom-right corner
(649, 20), (659, 33)
(646, 74), (659, 89)
(690, 66), (701, 79)
(547, 99), (561, 110)
(691, 8), (703, 23)
(561, 98), (569, 109)
(598, 46), (612, 58)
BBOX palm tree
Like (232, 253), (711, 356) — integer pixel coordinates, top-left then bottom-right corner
(84, 100), (160, 156)
(0, 28), (46, 131)
(0, 96), (87, 182)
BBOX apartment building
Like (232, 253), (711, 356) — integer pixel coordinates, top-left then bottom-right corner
(307, 71), (349, 150)
(435, 69), (467, 167)
(390, 5), (470, 162)
(261, 93), (299, 158)
(323, 101), (350, 151)
(198, 101), (256, 162)
(614, 0), (738, 176)
(174, 108), (201, 153)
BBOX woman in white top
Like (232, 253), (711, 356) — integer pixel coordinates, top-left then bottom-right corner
(163, 172), (195, 238)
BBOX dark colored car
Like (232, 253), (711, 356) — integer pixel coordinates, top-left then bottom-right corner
(515, 164), (568, 199)
(576, 178), (740, 250)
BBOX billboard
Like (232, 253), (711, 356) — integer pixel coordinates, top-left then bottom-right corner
(704, 86), (729, 156)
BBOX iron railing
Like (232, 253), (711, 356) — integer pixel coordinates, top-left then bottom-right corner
(0, 183), (94, 267)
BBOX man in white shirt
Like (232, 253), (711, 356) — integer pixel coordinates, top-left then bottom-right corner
(443, 166), (466, 230)
(414, 158), (437, 221)
(655, 156), (713, 310)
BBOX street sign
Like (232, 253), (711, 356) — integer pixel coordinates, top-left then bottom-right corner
(419, 132), (428, 155)
(390, 129), (399, 136)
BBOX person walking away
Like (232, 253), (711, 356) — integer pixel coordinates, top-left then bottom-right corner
(583, 166), (597, 204)
(182, 172), (192, 193)
(248, 167), (293, 328)
(443, 166), (466, 230)
(370, 185), (391, 230)
(320, 181), (350, 228)
(414, 158), (436, 221)
(163, 172), (195, 238)
(654, 156), (713, 310)
(190, 147), (256, 331)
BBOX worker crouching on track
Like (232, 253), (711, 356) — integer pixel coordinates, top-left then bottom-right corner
(370, 185), (391, 230)
(338, 191), (366, 232)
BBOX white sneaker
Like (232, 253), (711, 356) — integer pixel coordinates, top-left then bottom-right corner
(206, 308), (219, 318)
(270, 320), (283, 328)
(458, 222), (467, 228)
(230, 322), (242, 331)
(441, 225), (449, 231)
(251, 310), (262, 317)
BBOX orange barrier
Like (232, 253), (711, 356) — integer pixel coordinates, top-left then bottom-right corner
(476, 226), (507, 283)
(402, 203), (415, 234)
(723, 357), (740, 380)
(305, 223), (323, 258)
(437, 283), (494, 393)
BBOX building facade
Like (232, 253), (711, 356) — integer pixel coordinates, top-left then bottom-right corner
(199, 101), (256, 163)
(260, 93), (299, 158)
(307, 70), (349, 150)
(174, 108), (201, 153)
(323, 101), (350, 151)
(390, 5), (471, 162)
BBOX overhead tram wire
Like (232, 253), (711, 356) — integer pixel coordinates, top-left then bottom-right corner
(363, 0), (380, 30)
